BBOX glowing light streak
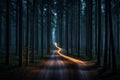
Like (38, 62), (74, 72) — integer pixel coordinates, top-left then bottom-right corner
(54, 42), (86, 65)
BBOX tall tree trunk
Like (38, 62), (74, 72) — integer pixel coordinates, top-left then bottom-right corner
(47, 0), (51, 54)
(16, 0), (19, 56)
(88, 0), (93, 59)
(85, 0), (89, 57)
(77, 0), (80, 57)
(70, 3), (73, 54)
(40, 1), (44, 58)
(104, 0), (108, 69)
(31, 0), (36, 63)
(36, 0), (38, 55)
(26, 0), (29, 66)
(65, 0), (68, 55)
(6, 0), (10, 65)
(108, 0), (117, 72)
(0, 2), (2, 53)
(97, 0), (101, 65)
(58, 1), (63, 48)
(117, 13), (119, 55)
(19, 0), (23, 67)
(95, 0), (98, 59)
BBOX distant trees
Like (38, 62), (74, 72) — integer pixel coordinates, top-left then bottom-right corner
(0, 0), (119, 72)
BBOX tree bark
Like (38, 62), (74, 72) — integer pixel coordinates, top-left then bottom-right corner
(47, 0), (51, 54)
(65, 0), (69, 55)
(19, 0), (23, 67)
(0, 2), (2, 53)
(26, 0), (29, 66)
(40, 0), (44, 58)
(16, 0), (19, 56)
(108, 0), (117, 72)
(6, 0), (10, 65)
(104, 0), (108, 69)
(77, 0), (80, 57)
(97, 0), (101, 66)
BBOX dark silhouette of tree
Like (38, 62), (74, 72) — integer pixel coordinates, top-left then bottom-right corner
(65, 0), (69, 55)
(97, 0), (101, 66)
(70, 1), (73, 54)
(18, 0), (23, 67)
(6, 0), (10, 65)
(85, 0), (92, 58)
(85, 0), (89, 57)
(95, 0), (98, 60)
(47, 0), (51, 54)
(26, 0), (29, 66)
(40, 0), (44, 58)
(16, 0), (19, 56)
(31, 0), (36, 63)
(35, 0), (39, 55)
(104, 0), (108, 69)
(117, 12), (119, 58)
(77, 0), (81, 57)
(0, 2), (2, 52)
(58, 0), (63, 48)
(108, 0), (117, 72)
(88, 0), (93, 59)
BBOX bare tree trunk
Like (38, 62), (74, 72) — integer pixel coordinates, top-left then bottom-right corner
(0, 2), (2, 53)
(70, 3), (73, 54)
(47, 0), (51, 54)
(97, 0), (101, 66)
(104, 0), (108, 69)
(6, 0), (10, 65)
(108, 0), (117, 72)
(26, 0), (29, 66)
(95, 0), (98, 60)
(40, 0), (44, 58)
(65, 0), (68, 55)
(19, 0), (23, 67)
(88, 0), (93, 59)
(77, 0), (80, 57)
(117, 13), (119, 55)
(31, 0), (36, 63)
(36, 0), (38, 55)
(16, 0), (19, 56)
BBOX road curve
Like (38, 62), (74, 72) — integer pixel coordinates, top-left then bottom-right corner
(36, 50), (96, 80)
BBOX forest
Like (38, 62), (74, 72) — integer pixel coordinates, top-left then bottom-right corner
(0, 0), (120, 80)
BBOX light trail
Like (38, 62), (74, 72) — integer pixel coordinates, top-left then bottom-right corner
(54, 42), (90, 80)
(54, 42), (87, 65)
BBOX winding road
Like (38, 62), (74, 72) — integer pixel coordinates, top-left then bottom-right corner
(36, 50), (97, 80)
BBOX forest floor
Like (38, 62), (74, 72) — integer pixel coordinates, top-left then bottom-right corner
(0, 55), (49, 80)
(0, 52), (120, 80)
